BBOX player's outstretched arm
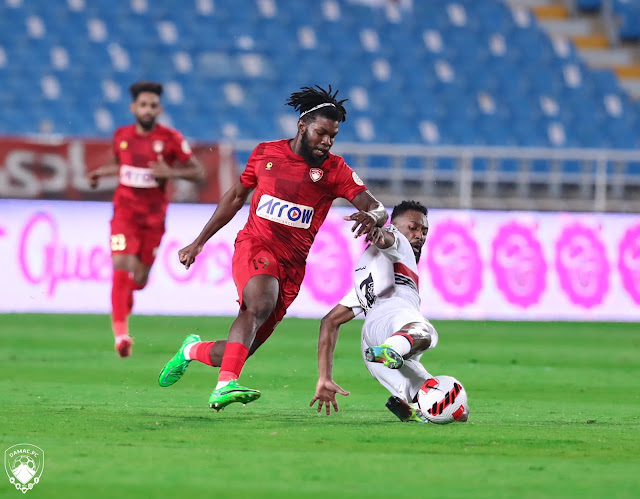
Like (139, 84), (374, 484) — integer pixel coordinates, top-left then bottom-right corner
(310, 304), (354, 415)
(344, 190), (388, 241)
(149, 155), (205, 183)
(87, 157), (120, 189)
(178, 180), (252, 269)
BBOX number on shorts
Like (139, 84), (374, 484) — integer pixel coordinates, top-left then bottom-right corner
(111, 234), (126, 251)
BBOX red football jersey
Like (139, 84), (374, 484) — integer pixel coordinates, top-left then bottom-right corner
(238, 139), (368, 271)
(112, 123), (193, 215)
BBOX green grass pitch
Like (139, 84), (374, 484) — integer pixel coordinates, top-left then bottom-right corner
(1, 314), (639, 498)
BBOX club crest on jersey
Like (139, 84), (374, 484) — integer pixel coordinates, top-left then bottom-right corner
(256, 194), (314, 229)
(152, 140), (164, 154)
(352, 171), (364, 186)
(265, 162), (273, 170)
(309, 168), (323, 182)
(119, 140), (128, 150)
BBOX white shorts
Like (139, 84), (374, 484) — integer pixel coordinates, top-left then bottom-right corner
(361, 297), (438, 403)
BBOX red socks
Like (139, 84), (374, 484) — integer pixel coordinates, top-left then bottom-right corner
(111, 270), (148, 337)
(111, 270), (132, 338)
(189, 341), (218, 367)
(218, 342), (249, 382)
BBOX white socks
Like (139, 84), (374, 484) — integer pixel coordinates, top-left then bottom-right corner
(383, 335), (412, 357)
(183, 342), (201, 360)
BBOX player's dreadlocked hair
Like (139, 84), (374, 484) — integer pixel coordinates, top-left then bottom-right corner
(130, 81), (163, 101)
(391, 200), (428, 222)
(286, 85), (348, 123)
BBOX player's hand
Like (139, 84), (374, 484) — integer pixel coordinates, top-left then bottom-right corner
(364, 226), (386, 245)
(150, 155), (173, 179)
(344, 211), (377, 239)
(87, 169), (101, 189)
(178, 242), (203, 270)
(310, 378), (350, 415)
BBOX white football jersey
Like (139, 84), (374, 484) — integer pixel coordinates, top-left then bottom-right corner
(340, 225), (420, 315)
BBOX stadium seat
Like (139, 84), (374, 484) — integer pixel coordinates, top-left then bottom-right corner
(0, 0), (637, 184)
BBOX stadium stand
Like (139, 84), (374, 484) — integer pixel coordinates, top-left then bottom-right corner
(0, 0), (639, 211)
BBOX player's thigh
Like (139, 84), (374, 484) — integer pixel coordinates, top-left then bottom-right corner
(232, 238), (282, 309)
(110, 217), (141, 262)
(363, 304), (426, 348)
(138, 225), (164, 268)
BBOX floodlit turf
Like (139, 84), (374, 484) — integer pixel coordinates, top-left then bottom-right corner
(1, 314), (639, 498)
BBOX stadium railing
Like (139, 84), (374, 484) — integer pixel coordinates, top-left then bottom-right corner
(232, 140), (640, 212)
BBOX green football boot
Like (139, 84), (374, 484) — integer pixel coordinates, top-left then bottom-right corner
(386, 396), (429, 423)
(365, 344), (404, 369)
(158, 334), (201, 387)
(208, 380), (261, 411)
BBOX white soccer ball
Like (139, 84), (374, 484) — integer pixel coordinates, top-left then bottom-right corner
(417, 375), (469, 424)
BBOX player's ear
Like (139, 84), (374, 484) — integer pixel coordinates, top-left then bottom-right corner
(129, 101), (136, 115)
(297, 119), (306, 135)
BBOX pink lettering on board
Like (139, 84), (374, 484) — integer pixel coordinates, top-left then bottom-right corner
(18, 211), (111, 296)
(162, 238), (233, 285)
(618, 224), (640, 305)
(491, 222), (546, 307)
(427, 219), (482, 306)
(303, 217), (354, 305)
(555, 223), (609, 308)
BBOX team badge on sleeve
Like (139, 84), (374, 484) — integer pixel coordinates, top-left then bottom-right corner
(352, 171), (364, 186)
(309, 168), (323, 182)
(181, 139), (192, 154)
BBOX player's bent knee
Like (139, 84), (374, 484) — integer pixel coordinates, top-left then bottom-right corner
(396, 321), (438, 356)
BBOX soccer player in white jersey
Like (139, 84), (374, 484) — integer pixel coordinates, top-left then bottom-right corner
(310, 201), (448, 423)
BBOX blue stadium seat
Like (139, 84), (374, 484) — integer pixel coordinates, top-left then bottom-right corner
(0, 0), (636, 155)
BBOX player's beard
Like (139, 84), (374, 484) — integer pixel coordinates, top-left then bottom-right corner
(137, 115), (156, 131)
(413, 246), (422, 263)
(299, 131), (328, 167)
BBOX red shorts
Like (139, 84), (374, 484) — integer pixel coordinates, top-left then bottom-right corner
(110, 207), (165, 267)
(232, 237), (303, 345)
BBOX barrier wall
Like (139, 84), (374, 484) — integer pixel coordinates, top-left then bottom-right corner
(1, 199), (639, 321)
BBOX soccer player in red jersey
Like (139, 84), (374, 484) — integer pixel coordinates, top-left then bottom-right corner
(88, 81), (204, 358)
(158, 85), (388, 411)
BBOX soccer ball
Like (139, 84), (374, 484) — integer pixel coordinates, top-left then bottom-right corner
(417, 375), (469, 424)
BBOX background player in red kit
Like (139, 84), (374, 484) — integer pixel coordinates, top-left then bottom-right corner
(88, 81), (204, 358)
(158, 85), (388, 411)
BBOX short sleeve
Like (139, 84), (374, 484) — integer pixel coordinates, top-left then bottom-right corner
(171, 130), (193, 163)
(339, 287), (363, 317)
(331, 157), (368, 201)
(239, 146), (260, 189)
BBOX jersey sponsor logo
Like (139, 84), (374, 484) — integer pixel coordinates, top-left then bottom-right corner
(119, 165), (159, 189)
(309, 168), (323, 182)
(352, 171), (364, 186)
(181, 139), (192, 155)
(256, 194), (314, 229)
(152, 140), (164, 154)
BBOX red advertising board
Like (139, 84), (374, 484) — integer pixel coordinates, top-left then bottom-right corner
(0, 136), (237, 203)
